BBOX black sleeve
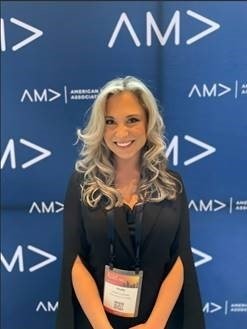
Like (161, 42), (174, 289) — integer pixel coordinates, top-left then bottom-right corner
(168, 173), (205, 329)
(56, 171), (90, 329)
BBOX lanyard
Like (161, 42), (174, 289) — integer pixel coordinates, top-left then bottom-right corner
(107, 204), (144, 273)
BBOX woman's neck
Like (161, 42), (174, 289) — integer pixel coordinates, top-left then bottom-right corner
(114, 157), (141, 189)
(114, 157), (141, 208)
(114, 155), (140, 173)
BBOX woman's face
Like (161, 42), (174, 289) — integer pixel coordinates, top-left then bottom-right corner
(104, 91), (147, 164)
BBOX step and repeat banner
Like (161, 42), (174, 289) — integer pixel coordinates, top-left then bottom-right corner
(1, 1), (247, 329)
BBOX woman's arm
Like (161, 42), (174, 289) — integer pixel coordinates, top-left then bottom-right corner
(146, 256), (184, 328)
(72, 256), (113, 329)
(130, 256), (184, 329)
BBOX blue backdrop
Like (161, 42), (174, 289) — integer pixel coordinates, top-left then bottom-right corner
(1, 1), (247, 329)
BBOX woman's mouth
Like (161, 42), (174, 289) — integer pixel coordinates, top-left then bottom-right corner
(114, 141), (134, 147)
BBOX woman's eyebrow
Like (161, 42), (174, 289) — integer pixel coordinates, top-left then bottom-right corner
(105, 114), (141, 118)
(126, 114), (142, 117)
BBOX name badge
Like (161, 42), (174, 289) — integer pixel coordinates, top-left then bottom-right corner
(103, 265), (143, 317)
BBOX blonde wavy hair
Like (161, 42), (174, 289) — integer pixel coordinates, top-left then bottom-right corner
(75, 76), (181, 209)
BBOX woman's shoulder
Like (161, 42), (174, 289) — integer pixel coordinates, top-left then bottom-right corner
(67, 170), (84, 187)
(165, 168), (185, 195)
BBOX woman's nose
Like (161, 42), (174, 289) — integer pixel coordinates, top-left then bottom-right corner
(115, 124), (129, 138)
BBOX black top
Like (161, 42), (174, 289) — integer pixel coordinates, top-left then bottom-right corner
(123, 203), (137, 250)
(56, 170), (205, 329)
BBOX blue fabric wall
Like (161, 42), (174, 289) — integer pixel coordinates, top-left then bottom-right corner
(1, 1), (247, 329)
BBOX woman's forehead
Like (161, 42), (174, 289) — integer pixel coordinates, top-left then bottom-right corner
(105, 91), (146, 117)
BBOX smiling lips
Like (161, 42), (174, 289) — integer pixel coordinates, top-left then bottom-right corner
(114, 141), (134, 147)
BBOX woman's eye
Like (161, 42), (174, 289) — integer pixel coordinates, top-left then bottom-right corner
(128, 117), (139, 123)
(105, 119), (115, 125)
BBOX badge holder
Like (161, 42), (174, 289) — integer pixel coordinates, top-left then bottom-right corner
(103, 265), (143, 317)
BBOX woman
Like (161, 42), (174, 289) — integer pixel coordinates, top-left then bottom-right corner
(56, 76), (205, 329)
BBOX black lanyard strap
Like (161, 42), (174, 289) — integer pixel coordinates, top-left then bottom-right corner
(106, 204), (144, 272)
(134, 203), (144, 272)
(107, 209), (115, 269)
